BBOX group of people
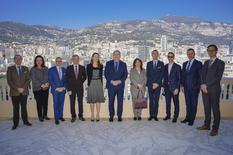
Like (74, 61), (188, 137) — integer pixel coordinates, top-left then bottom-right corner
(6, 44), (225, 136)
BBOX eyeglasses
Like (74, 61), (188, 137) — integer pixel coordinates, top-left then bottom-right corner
(167, 56), (174, 58)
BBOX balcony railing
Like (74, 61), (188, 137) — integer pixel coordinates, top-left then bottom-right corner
(0, 77), (232, 119)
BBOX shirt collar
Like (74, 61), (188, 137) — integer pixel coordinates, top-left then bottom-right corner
(210, 57), (217, 62)
(56, 66), (62, 70)
(189, 58), (195, 63)
(168, 62), (174, 66)
(153, 60), (158, 64)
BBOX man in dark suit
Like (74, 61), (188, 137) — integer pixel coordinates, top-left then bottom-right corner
(7, 54), (32, 130)
(181, 48), (202, 126)
(104, 50), (128, 122)
(48, 57), (66, 125)
(146, 50), (164, 121)
(197, 45), (225, 136)
(66, 55), (86, 122)
(163, 52), (181, 123)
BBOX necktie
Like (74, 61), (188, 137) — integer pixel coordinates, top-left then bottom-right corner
(75, 65), (78, 79)
(208, 59), (213, 68)
(186, 61), (191, 72)
(58, 67), (62, 80)
(18, 66), (22, 77)
(153, 61), (157, 70)
(115, 62), (118, 72)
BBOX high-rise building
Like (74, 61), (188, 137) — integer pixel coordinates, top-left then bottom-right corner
(229, 41), (233, 55)
(138, 46), (150, 62)
(161, 35), (167, 52)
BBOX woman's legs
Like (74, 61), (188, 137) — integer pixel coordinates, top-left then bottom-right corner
(96, 103), (101, 120)
(90, 104), (95, 121)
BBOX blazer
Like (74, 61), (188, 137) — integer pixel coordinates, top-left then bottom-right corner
(48, 66), (66, 94)
(66, 64), (86, 93)
(163, 63), (181, 92)
(146, 60), (164, 89)
(130, 68), (147, 99)
(104, 60), (128, 89)
(7, 65), (31, 96)
(86, 63), (103, 86)
(30, 66), (49, 91)
(201, 58), (225, 93)
(181, 59), (202, 90)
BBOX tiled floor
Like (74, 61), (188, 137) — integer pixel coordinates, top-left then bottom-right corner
(0, 119), (233, 155)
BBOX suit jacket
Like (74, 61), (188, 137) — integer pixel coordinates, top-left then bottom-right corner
(146, 60), (164, 89)
(163, 63), (181, 92)
(7, 65), (30, 96)
(181, 59), (202, 90)
(66, 64), (86, 94)
(86, 63), (103, 86)
(48, 66), (66, 94)
(104, 60), (128, 89)
(130, 68), (147, 99)
(201, 58), (225, 93)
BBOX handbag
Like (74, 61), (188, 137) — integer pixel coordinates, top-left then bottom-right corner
(133, 90), (147, 109)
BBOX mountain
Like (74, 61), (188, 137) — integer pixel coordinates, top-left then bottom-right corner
(0, 16), (233, 46)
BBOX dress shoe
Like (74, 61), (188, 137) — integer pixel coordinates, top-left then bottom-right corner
(188, 121), (194, 126)
(60, 118), (65, 122)
(44, 116), (50, 120)
(163, 116), (171, 121)
(138, 117), (141, 120)
(148, 116), (153, 121)
(24, 122), (32, 126)
(71, 117), (76, 123)
(118, 117), (122, 122)
(196, 125), (210, 130)
(154, 117), (159, 121)
(12, 125), (18, 130)
(79, 117), (85, 121)
(181, 119), (189, 123)
(209, 129), (218, 136)
(55, 120), (59, 125)
(172, 118), (177, 123)
(133, 117), (137, 121)
(39, 118), (44, 122)
(109, 117), (113, 122)
(96, 116), (100, 122)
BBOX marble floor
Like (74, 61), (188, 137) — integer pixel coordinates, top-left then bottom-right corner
(0, 119), (233, 155)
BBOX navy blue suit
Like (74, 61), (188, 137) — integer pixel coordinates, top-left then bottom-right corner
(163, 63), (181, 118)
(181, 59), (202, 122)
(104, 60), (128, 117)
(146, 60), (164, 118)
(48, 66), (66, 121)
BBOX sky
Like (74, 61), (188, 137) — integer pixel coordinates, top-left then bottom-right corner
(1, 0), (233, 29)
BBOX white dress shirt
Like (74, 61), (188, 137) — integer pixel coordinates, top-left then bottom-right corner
(168, 63), (174, 75)
(186, 59), (195, 71)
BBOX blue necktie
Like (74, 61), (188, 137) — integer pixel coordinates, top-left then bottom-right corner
(17, 66), (22, 76)
(186, 61), (191, 72)
(115, 62), (118, 71)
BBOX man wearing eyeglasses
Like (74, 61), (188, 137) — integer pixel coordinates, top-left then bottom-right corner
(48, 57), (67, 125)
(162, 52), (181, 123)
(197, 45), (225, 136)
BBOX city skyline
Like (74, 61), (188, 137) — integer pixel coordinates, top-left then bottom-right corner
(1, 0), (233, 29)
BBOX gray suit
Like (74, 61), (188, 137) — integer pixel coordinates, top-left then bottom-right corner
(201, 58), (225, 130)
(130, 68), (147, 117)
